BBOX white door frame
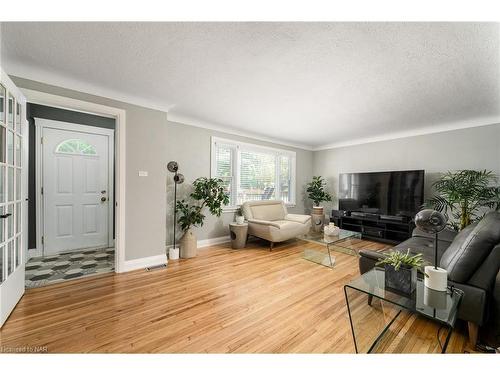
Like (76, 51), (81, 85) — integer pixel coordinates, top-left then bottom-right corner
(22, 88), (127, 273)
(34, 118), (115, 253)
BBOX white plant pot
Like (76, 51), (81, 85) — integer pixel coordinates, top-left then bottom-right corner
(169, 247), (180, 260)
(236, 216), (245, 225)
(180, 230), (197, 259)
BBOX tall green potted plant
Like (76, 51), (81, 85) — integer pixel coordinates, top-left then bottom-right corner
(176, 177), (229, 258)
(306, 176), (333, 232)
(426, 170), (500, 231)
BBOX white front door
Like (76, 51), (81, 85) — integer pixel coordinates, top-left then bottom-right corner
(41, 121), (111, 255)
(0, 69), (27, 328)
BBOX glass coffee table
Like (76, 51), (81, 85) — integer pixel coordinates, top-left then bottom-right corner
(298, 229), (363, 268)
(344, 268), (464, 353)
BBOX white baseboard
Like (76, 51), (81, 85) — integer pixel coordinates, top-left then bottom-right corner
(166, 236), (231, 251)
(197, 236), (231, 248)
(122, 254), (168, 273)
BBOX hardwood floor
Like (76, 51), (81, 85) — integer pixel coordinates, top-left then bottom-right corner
(0, 239), (471, 353)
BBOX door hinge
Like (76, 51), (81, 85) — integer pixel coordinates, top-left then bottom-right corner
(41, 236), (44, 244)
(41, 137), (43, 144)
(41, 187), (44, 195)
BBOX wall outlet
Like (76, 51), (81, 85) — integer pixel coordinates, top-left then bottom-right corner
(138, 171), (148, 177)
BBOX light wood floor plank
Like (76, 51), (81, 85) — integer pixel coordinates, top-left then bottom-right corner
(0, 239), (471, 353)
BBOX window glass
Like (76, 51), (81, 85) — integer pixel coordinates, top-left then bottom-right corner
(16, 102), (22, 133)
(16, 202), (21, 235)
(7, 95), (14, 128)
(56, 139), (97, 155)
(8, 167), (13, 202)
(7, 241), (14, 275)
(279, 155), (292, 203)
(0, 85), (5, 124)
(0, 206), (4, 242)
(239, 151), (276, 204)
(214, 145), (233, 197)
(15, 237), (21, 267)
(15, 135), (21, 167)
(0, 246), (4, 283)
(7, 130), (14, 165)
(16, 169), (21, 200)
(7, 203), (14, 238)
(0, 165), (4, 203)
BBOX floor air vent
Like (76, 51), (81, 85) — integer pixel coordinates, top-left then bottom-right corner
(146, 263), (167, 271)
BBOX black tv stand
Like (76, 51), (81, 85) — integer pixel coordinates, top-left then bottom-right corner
(331, 212), (415, 245)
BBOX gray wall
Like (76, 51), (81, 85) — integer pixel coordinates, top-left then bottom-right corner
(313, 124), (500, 215)
(12, 76), (313, 261)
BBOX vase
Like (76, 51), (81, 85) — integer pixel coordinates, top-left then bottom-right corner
(180, 230), (197, 258)
(384, 264), (417, 295)
(311, 206), (325, 233)
(324, 223), (340, 241)
(235, 216), (245, 225)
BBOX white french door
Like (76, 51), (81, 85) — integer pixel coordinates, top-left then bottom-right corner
(37, 119), (113, 255)
(0, 69), (27, 328)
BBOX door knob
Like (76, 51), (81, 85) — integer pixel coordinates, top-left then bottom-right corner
(101, 197), (107, 202)
(0, 213), (12, 219)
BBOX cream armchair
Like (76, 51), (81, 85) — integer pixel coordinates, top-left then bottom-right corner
(241, 200), (311, 250)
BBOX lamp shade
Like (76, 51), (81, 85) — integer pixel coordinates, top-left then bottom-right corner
(167, 161), (179, 173)
(414, 209), (447, 234)
(174, 173), (185, 184)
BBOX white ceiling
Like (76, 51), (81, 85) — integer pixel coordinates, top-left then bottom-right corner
(1, 22), (499, 149)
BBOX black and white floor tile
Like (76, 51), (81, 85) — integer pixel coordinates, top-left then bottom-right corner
(25, 247), (115, 289)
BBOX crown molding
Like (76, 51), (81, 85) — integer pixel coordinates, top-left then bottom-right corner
(313, 117), (500, 151)
(4, 59), (174, 114)
(167, 112), (314, 151)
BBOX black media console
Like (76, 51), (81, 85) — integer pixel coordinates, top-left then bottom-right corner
(330, 211), (415, 245)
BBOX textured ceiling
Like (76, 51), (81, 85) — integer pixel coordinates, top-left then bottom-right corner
(1, 22), (499, 149)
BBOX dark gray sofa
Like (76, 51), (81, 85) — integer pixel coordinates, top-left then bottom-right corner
(358, 211), (500, 347)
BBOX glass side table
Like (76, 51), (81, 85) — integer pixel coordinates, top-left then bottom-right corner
(344, 268), (464, 353)
(298, 229), (363, 268)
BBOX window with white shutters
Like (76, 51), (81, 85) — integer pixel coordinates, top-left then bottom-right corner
(211, 137), (296, 208)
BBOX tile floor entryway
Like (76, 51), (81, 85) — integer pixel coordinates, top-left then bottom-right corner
(25, 247), (115, 289)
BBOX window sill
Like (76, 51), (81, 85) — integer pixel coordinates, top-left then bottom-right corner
(222, 202), (296, 214)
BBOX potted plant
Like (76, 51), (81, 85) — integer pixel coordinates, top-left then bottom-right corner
(235, 207), (245, 225)
(426, 169), (500, 231)
(376, 249), (426, 295)
(306, 176), (333, 232)
(176, 177), (229, 258)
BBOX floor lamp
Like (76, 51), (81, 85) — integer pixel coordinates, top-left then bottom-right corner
(414, 209), (448, 292)
(167, 161), (184, 259)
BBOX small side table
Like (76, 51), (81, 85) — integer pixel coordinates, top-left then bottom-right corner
(229, 222), (248, 249)
(344, 268), (463, 353)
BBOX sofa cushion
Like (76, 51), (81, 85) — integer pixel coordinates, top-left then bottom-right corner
(248, 202), (286, 221)
(440, 211), (500, 283)
(393, 234), (453, 265)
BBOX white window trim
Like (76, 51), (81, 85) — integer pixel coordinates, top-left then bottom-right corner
(211, 136), (297, 211)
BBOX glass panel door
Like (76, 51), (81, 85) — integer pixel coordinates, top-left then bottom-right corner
(0, 70), (26, 328)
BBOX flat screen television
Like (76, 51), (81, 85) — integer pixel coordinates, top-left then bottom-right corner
(338, 170), (425, 218)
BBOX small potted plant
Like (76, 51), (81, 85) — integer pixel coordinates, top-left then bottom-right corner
(235, 207), (245, 225)
(176, 177), (229, 258)
(376, 249), (426, 295)
(306, 176), (333, 232)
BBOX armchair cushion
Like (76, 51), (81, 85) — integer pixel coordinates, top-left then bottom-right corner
(285, 214), (311, 224)
(242, 200), (286, 221)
